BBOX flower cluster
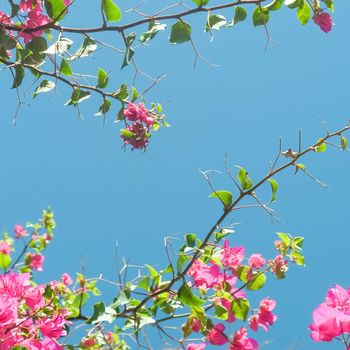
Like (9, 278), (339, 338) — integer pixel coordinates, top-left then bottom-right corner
(184, 239), (281, 349)
(121, 102), (157, 150)
(0, 272), (69, 349)
(309, 284), (350, 344)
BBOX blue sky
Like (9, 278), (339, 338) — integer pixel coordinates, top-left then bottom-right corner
(0, 1), (350, 349)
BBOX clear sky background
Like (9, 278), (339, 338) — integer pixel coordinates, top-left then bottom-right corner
(0, 1), (350, 349)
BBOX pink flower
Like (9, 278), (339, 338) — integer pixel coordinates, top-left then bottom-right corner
(19, 9), (50, 44)
(61, 273), (73, 286)
(14, 224), (28, 238)
(190, 317), (201, 332)
(309, 303), (350, 341)
(220, 240), (245, 272)
(248, 254), (265, 269)
(27, 253), (45, 271)
(313, 12), (332, 33)
(121, 122), (149, 150)
(25, 285), (45, 310)
(0, 241), (12, 254)
(0, 272), (31, 299)
(123, 102), (154, 126)
(325, 284), (350, 313)
(230, 327), (258, 350)
(0, 11), (14, 26)
(81, 337), (97, 348)
(269, 254), (288, 278)
(187, 344), (206, 350)
(274, 240), (284, 251)
(214, 297), (236, 323)
(188, 260), (222, 291)
(37, 314), (67, 339)
(207, 323), (229, 346)
(249, 298), (277, 331)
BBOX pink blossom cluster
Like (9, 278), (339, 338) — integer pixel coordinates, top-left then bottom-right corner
(0, 272), (69, 349)
(186, 240), (279, 350)
(0, 0), (70, 47)
(309, 284), (350, 344)
(122, 102), (156, 150)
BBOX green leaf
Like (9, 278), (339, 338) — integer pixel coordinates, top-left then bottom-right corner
(314, 138), (327, 153)
(247, 273), (266, 290)
(205, 14), (226, 32)
(65, 89), (91, 106)
(102, 0), (122, 22)
(12, 66), (25, 89)
(178, 284), (205, 307)
(94, 99), (111, 116)
(0, 253), (11, 270)
(237, 166), (253, 190)
(177, 254), (189, 274)
(234, 6), (247, 24)
(32, 80), (55, 97)
(137, 276), (150, 291)
(252, 6), (269, 26)
(291, 236), (304, 250)
(131, 86), (138, 101)
(68, 37), (97, 61)
(209, 190), (233, 208)
(121, 32), (136, 69)
(232, 298), (250, 320)
(236, 265), (250, 283)
(140, 21), (167, 43)
(297, 0), (311, 25)
(112, 84), (128, 101)
(191, 0), (209, 5)
(185, 233), (196, 248)
(214, 304), (228, 320)
(44, 0), (67, 21)
(59, 58), (72, 76)
(120, 129), (134, 138)
(341, 136), (347, 150)
(43, 37), (73, 55)
(268, 178), (278, 202)
(285, 0), (303, 8)
(277, 232), (291, 247)
(97, 67), (109, 88)
(169, 20), (192, 44)
(323, 0), (334, 12)
(290, 250), (305, 266)
(265, 0), (283, 11)
(214, 228), (234, 243)
(87, 301), (105, 324)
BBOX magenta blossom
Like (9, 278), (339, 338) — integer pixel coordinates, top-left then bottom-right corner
(230, 327), (258, 350)
(61, 273), (73, 286)
(313, 12), (332, 33)
(248, 254), (266, 269)
(14, 224), (28, 238)
(27, 253), (45, 271)
(207, 323), (229, 346)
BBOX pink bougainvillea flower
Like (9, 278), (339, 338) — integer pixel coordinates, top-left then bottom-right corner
(190, 317), (201, 332)
(230, 327), (258, 350)
(14, 224), (28, 238)
(37, 313), (68, 339)
(220, 240), (244, 272)
(309, 303), (350, 341)
(207, 323), (229, 346)
(188, 260), (222, 291)
(122, 122), (149, 150)
(269, 254), (288, 277)
(19, 9), (50, 44)
(248, 254), (266, 269)
(27, 253), (45, 271)
(0, 240), (12, 254)
(41, 337), (64, 350)
(0, 10), (14, 25)
(325, 284), (350, 313)
(187, 343), (206, 350)
(61, 273), (73, 286)
(249, 298), (277, 331)
(0, 272), (31, 299)
(313, 12), (332, 33)
(81, 337), (97, 348)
